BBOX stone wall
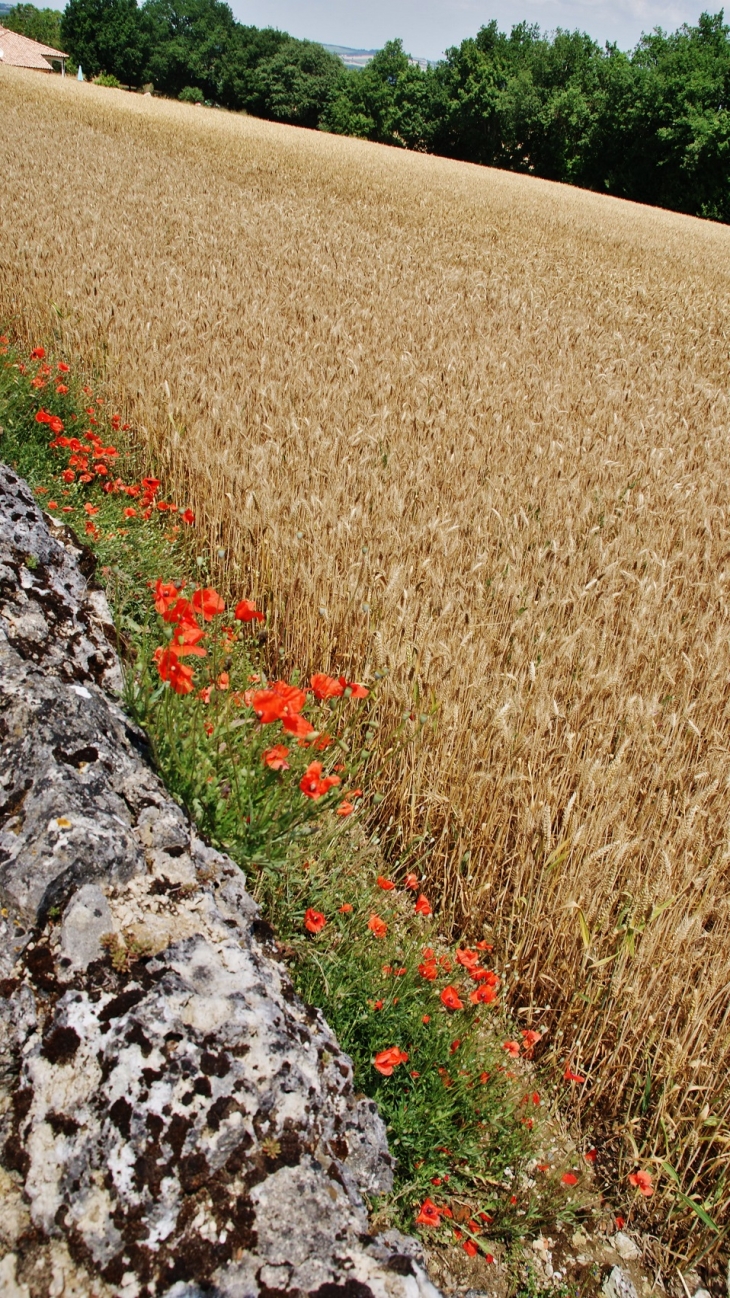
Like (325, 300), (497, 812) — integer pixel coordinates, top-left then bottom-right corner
(0, 466), (440, 1298)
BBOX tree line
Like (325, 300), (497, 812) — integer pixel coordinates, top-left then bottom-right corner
(5, 0), (730, 222)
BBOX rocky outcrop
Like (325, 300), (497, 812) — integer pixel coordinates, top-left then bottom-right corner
(0, 467), (439, 1298)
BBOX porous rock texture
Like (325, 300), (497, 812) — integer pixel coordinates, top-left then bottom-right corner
(0, 466), (440, 1298)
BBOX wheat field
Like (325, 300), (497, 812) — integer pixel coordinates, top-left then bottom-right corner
(3, 66), (730, 1253)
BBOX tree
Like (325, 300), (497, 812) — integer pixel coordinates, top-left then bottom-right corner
(217, 24), (288, 111)
(322, 40), (440, 150)
(61, 0), (149, 84)
(3, 4), (64, 48)
(142, 0), (236, 100)
(253, 38), (344, 128)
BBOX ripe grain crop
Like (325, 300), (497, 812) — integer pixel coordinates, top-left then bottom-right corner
(3, 66), (730, 1256)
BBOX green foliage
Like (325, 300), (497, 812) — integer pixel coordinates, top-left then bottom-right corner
(3, 3), (63, 47)
(178, 83), (204, 101)
(61, 0), (150, 85)
(144, 0), (236, 101)
(252, 38), (343, 128)
(322, 40), (439, 149)
(94, 70), (120, 85)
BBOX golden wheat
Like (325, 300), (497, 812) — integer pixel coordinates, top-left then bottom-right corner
(3, 66), (730, 1253)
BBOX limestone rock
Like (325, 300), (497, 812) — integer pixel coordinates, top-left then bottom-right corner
(0, 467), (441, 1298)
(611, 1233), (641, 1262)
(603, 1266), (639, 1298)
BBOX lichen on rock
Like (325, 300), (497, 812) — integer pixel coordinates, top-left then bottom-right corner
(0, 466), (440, 1298)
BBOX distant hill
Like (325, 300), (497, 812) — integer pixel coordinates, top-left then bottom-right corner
(323, 43), (430, 71)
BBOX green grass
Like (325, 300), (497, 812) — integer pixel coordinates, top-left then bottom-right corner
(0, 334), (585, 1265)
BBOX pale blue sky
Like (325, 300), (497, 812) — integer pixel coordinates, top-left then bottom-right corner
(229, 0), (704, 59)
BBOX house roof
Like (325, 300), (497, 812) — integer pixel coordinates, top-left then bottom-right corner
(0, 25), (68, 69)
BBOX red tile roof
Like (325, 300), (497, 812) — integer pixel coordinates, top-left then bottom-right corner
(0, 25), (68, 70)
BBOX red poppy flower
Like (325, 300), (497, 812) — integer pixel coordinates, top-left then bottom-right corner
(450, 1039), (461, 1054)
(347, 681), (368, 698)
(123, 507), (136, 518)
(522, 1030), (541, 1054)
(56, 384), (69, 395)
(615, 1216), (626, 1229)
(339, 903), (353, 913)
(262, 744), (290, 771)
(192, 587), (225, 621)
(180, 508), (195, 525)
(299, 761), (341, 799)
(455, 948), (479, 970)
(199, 686), (212, 703)
(584, 1148), (597, 1163)
(503, 1040), (520, 1057)
(377, 876), (395, 890)
(373, 1000), (384, 1011)
(304, 908), (326, 934)
(142, 476), (160, 493)
(47, 500), (58, 510)
(235, 599), (264, 623)
(57, 361), (70, 372)
(404, 872), (418, 890)
(564, 1065), (586, 1083)
(153, 580), (182, 615)
(463, 1239), (478, 1258)
(440, 986), (464, 1011)
(247, 680), (306, 725)
(418, 959), (438, 981)
(61, 469), (75, 483)
(415, 1198), (441, 1227)
(479, 1071), (489, 1084)
(311, 673), (346, 700)
(84, 503), (99, 516)
(216, 672), (229, 690)
(415, 894), (432, 917)
(469, 985), (497, 1005)
(470, 967), (499, 985)
(154, 647), (194, 694)
(422, 1014), (431, 1024)
(283, 713), (315, 738)
(368, 914), (387, 938)
(337, 801), (355, 816)
(561, 1172), (579, 1186)
(30, 346), (45, 360)
(373, 1046), (408, 1076)
(628, 1170), (653, 1197)
(35, 409), (51, 424)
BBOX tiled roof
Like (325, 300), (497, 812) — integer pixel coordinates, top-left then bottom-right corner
(0, 25), (68, 69)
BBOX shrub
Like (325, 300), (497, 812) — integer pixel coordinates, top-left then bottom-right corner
(179, 85), (205, 104)
(94, 72), (121, 87)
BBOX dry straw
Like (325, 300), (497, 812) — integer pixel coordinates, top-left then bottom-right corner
(3, 67), (730, 1250)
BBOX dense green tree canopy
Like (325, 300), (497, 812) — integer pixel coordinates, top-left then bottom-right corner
(8, 0), (730, 222)
(61, 0), (150, 83)
(3, 3), (64, 48)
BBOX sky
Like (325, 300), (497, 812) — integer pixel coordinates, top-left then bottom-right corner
(228, 0), (701, 59)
